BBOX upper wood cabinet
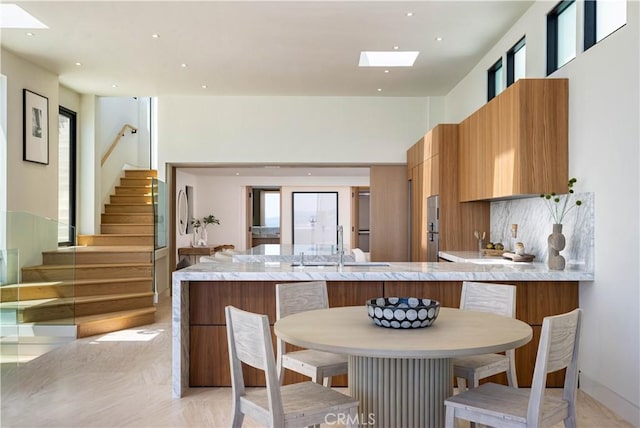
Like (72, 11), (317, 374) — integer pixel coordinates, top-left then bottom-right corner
(458, 78), (568, 202)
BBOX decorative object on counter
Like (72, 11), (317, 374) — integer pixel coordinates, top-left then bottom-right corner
(502, 252), (535, 262)
(190, 214), (221, 247)
(511, 224), (518, 251)
(366, 297), (440, 329)
(541, 178), (582, 270)
(473, 231), (486, 253)
(514, 242), (525, 255)
(547, 223), (566, 270)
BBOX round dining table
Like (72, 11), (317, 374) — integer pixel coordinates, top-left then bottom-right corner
(274, 305), (532, 428)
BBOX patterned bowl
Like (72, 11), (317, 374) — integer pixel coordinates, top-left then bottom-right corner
(366, 297), (440, 329)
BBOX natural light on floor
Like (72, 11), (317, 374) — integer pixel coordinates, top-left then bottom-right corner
(93, 328), (163, 342)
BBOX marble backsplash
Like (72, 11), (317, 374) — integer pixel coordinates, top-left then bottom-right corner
(490, 192), (594, 270)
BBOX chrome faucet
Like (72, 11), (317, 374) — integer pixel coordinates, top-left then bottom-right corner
(337, 225), (344, 267)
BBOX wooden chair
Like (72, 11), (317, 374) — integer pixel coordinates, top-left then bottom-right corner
(445, 308), (583, 428)
(225, 306), (359, 427)
(453, 281), (518, 391)
(275, 281), (348, 386)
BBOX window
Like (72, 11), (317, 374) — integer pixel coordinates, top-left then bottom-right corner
(585, 0), (627, 50)
(58, 106), (77, 246)
(487, 58), (504, 101)
(507, 37), (526, 86)
(547, 0), (577, 75)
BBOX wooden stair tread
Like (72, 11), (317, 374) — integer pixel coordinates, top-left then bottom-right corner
(43, 246), (153, 254)
(3, 277), (153, 289)
(78, 233), (154, 237)
(22, 262), (152, 271)
(41, 307), (157, 326)
(1, 292), (154, 309)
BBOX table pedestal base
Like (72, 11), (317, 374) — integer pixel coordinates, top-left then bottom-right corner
(349, 355), (452, 428)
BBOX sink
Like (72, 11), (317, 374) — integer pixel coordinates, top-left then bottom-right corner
(291, 262), (390, 267)
(344, 262), (390, 267)
(469, 259), (516, 265)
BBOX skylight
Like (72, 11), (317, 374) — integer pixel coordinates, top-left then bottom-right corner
(0, 4), (48, 29)
(359, 51), (419, 67)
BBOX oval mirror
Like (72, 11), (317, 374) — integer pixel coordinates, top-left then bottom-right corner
(177, 189), (188, 235)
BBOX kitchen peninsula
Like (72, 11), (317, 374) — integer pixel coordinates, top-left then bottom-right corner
(172, 260), (592, 398)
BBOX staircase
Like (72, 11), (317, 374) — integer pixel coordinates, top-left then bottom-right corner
(1, 170), (157, 340)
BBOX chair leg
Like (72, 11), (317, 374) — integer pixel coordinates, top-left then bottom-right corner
(231, 410), (244, 428)
(445, 405), (455, 428)
(507, 349), (518, 388)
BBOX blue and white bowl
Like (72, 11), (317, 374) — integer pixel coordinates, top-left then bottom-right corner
(366, 297), (440, 329)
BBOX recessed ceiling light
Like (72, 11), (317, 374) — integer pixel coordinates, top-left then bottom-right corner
(112, 84), (118, 88)
(75, 62), (82, 66)
(359, 51), (419, 67)
(377, 88), (383, 92)
(0, 4), (48, 29)
(435, 36), (443, 42)
(384, 70), (390, 74)
(406, 12), (413, 17)
(181, 63), (188, 68)
(25, 32), (34, 36)
(152, 33), (160, 38)
(393, 46), (399, 50)
(235, 172), (240, 176)
(307, 172), (312, 176)
(201, 85), (207, 89)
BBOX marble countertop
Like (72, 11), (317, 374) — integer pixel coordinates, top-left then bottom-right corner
(173, 258), (594, 282)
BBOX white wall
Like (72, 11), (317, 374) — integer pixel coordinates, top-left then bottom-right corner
(1, 48), (59, 219)
(1, 48), (60, 267)
(157, 96), (439, 181)
(444, 1), (639, 424)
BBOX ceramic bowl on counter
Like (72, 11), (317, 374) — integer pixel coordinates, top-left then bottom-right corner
(366, 297), (440, 329)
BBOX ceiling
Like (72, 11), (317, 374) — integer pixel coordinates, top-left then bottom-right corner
(1, 1), (534, 98)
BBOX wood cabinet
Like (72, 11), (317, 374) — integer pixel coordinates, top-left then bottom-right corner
(370, 166), (408, 262)
(408, 125), (490, 261)
(459, 78), (568, 202)
(188, 279), (578, 388)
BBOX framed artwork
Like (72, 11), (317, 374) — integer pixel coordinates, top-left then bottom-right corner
(292, 191), (338, 245)
(23, 89), (49, 164)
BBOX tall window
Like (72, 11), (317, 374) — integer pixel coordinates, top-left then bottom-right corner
(585, 0), (627, 50)
(487, 58), (504, 101)
(58, 106), (77, 246)
(547, 0), (577, 75)
(507, 37), (526, 86)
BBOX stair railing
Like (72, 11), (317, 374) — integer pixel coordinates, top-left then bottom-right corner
(100, 124), (138, 166)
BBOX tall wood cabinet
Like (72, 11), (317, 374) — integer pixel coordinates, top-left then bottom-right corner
(459, 78), (569, 202)
(370, 166), (408, 262)
(408, 125), (490, 261)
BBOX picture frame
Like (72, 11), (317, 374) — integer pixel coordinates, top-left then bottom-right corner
(23, 89), (49, 165)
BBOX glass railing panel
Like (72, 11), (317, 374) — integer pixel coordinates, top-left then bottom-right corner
(1, 211), (76, 365)
(152, 178), (167, 250)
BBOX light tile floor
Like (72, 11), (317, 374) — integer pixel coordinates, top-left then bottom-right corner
(0, 291), (632, 427)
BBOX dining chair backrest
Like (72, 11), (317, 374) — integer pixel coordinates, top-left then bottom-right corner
(225, 306), (285, 423)
(460, 281), (516, 318)
(276, 281), (329, 320)
(527, 308), (582, 426)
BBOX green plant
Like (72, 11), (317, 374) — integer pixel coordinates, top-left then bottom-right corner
(540, 178), (583, 224)
(202, 214), (220, 229)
